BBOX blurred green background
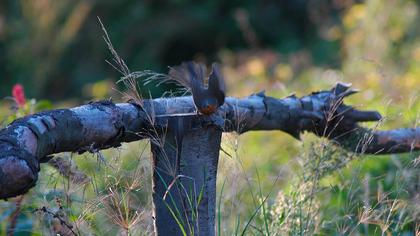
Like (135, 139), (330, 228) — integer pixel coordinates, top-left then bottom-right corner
(1, 0), (420, 235)
(1, 0), (347, 100)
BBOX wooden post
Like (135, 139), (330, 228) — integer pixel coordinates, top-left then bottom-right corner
(151, 118), (222, 235)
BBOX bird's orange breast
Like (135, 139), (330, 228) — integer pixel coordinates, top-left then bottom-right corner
(199, 105), (217, 115)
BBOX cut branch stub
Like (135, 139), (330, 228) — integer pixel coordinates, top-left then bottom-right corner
(0, 145), (39, 199)
(0, 121), (43, 199)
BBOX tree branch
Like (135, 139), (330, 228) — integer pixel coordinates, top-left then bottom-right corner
(0, 84), (418, 199)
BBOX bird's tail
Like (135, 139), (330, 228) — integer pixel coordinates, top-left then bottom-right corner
(168, 61), (207, 94)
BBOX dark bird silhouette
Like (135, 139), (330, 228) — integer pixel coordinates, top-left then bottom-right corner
(169, 61), (226, 115)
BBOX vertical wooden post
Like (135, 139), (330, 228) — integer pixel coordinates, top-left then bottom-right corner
(151, 119), (222, 235)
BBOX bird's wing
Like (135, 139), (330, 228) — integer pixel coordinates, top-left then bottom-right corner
(208, 63), (226, 106)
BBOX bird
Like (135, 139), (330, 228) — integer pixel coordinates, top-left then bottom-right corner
(168, 61), (226, 115)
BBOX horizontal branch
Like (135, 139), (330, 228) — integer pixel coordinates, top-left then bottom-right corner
(0, 84), (418, 199)
(337, 127), (420, 154)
